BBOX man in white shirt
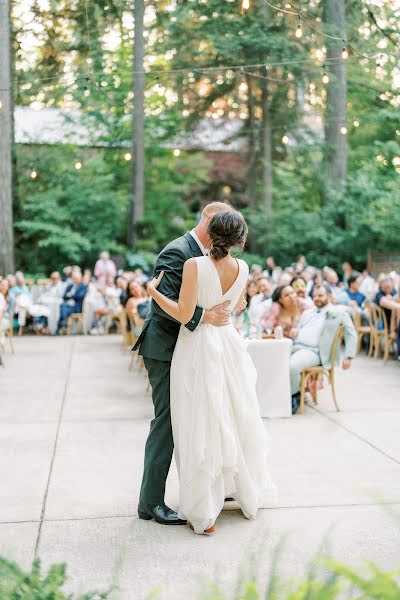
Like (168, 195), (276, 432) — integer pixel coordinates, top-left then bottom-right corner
(288, 283), (357, 413)
(249, 276), (272, 331)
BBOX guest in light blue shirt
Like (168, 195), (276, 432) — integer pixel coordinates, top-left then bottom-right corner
(288, 283), (357, 414)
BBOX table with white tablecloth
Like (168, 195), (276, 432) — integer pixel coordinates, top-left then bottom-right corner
(247, 338), (293, 418)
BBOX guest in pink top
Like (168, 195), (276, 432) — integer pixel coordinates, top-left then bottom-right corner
(94, 251), (117, 286)
(261, 285), (309, 337)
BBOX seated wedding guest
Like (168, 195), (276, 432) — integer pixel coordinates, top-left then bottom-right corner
(278, 272), (293, 287)
(62, 266), (73, 283)
(94, 251), (117, 285)
(345, 274), (366, 308)
(116, 276), (129, 307)
(261, 284), (308, 337)
(246, 279), (258, 304)
(325, 268), (349, 304)
(292, 254), (308, 274)
(375, 277), (400, 358)
(291, 276), (314, 308)
(90, 274), (122, 335)
(359, 269), (377, 301)
(37, 272), (66, 335)
(308, 270), (323, 297)
(83, 269), (93, 285)
(249, 277), (273, 332)
(264, 256), (281, 283)
(250, 276), (272, 308)
(126, 279), (149, 334)
(9, 271), (31, 300)
(57, 270), (87, 333)
(0, 279), (11, 348)
(9, 271), (49, 331)
(288, 283), (357, 414)
(342, 261), (353, 286)
(250, 264), (263, 278)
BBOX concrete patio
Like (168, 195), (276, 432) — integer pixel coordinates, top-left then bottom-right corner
(0, 334), (399, 599)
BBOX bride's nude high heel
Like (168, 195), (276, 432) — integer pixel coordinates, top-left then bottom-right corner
(188, 522), (215, 535)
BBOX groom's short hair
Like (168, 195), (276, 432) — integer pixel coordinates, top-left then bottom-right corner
(202, 202), (232, 219)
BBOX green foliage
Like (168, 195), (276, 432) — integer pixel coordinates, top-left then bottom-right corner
(9, 0), (400, 274)
(197, 557), (400, 600)
(14, 146), (127, 273)
(0, 557), (110, 599)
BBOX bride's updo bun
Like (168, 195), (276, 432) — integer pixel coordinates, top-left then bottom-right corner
(208, 209), (248, 260)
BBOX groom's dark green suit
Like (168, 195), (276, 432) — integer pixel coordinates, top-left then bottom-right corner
(133, 232), (204, 505)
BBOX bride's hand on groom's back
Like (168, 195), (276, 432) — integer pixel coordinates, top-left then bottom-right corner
(203, 301), (231, 326)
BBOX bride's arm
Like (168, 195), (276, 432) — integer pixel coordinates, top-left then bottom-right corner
(147, 258), (198, 325)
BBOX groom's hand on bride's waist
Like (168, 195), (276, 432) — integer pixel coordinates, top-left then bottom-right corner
(202, 301), (231, 327)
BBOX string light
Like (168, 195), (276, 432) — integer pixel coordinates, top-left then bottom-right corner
(282, 135), (289, 144)
(392, 157), (400, 166)
(30, 170), (37, 179)
(340, 126), (347, 135)
(341, 42), (348, 60)
(173, 149), (181, 157)
(322, 66), (329, 84)
(353, 120), (360, 127)
(295, 16), (303, 39)
(241, 0), (250, 10)
(124, 152), (132, 161)
(0, 100), (3, 109)
(75, 161), (82, 170)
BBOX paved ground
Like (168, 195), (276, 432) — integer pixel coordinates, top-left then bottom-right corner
(0, 334), (399, 599)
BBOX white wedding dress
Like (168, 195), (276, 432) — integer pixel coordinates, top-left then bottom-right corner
(170, 256), (277, 534)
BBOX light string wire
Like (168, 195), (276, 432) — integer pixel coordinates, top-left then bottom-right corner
(0, 49), (396, 94)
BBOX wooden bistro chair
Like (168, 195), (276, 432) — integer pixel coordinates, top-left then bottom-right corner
(367, 302), (392, 365)
(0, 313), (4, 366)
(6, 309), (15, 355)
(349, 301), (374, 357)
(373, 304), (395, 365)
(116, 309), (131, 349)
(66, 297), (87, 336)
(299, 325), (345, 415)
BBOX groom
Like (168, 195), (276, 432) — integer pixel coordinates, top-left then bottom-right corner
(134, 202), (237, 525)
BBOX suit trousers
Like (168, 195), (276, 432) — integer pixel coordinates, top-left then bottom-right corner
(139, 357), (174, 505)
(290, 344), (320, 395)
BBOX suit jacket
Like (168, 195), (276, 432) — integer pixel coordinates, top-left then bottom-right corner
(133, 232), (204, 361)
(63, 283), (87, 313)
(318, 305), (357, 368)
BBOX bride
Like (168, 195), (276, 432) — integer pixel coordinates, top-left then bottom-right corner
(146, 209), (277, 535)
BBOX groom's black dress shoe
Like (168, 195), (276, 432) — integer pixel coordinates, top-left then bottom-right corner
(138, 502), (187, 525)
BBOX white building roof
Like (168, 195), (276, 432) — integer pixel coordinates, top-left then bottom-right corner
(14, 106), (247, 152)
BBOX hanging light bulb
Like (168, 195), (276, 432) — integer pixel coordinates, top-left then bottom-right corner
(340, 126), (347, 135)
(322, 67), (329, 84)
(295, 16), (303, 38)
(341, 44), (348, 60)
(353, 120), (360, 127)
(30, 170), (37, 180)
(0, 100), (3, 110)
(282, 135), (289, 144)
(75, 161), (82, 170)
(173, 149), (181, 157)
(242, 0), (250, 10)
(124, 152), (132, 161)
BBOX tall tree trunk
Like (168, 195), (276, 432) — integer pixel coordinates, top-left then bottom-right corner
(246, 74), (258, 253)
(260, 79), (272, 222)
(322, 0), (347, 203)
(127, 0), (145, 248)
(0, 0), (15, 274)
(260, 2), (273, 241)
